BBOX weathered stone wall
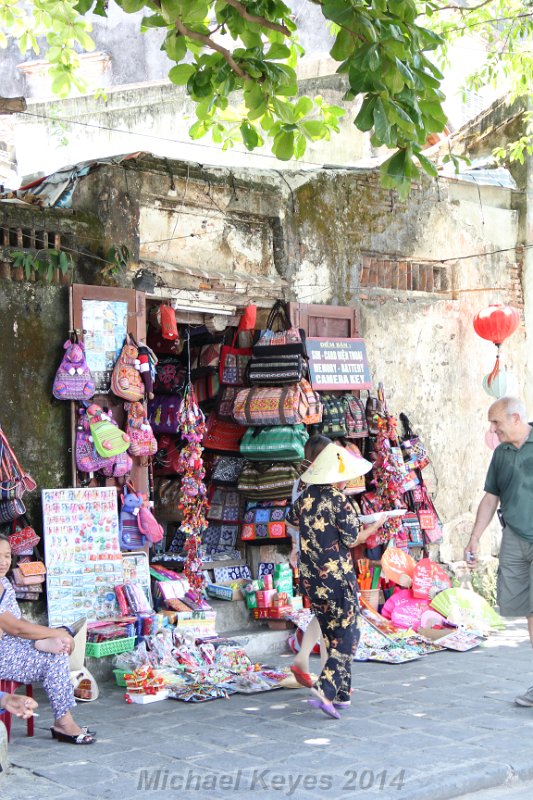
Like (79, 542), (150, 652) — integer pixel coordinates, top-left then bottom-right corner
(0, 156), (524, 574)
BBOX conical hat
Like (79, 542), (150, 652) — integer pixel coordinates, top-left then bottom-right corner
(300, 443), (372, 485)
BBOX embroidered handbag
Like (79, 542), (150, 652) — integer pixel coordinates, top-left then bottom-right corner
(203, 523), (239, 553)
(399, 413), (430, 470)
(211, 456), (244, 485)
(0, 497), (26, 523)
(9, 516), (40, 555)
(207, 487), (245, 523)
(204, 413), (245, 452)
(342, 395), (368, 438)
(253, 300), (307, 357)
(148, 396), (183, 435)
(240, 424), (309, 461)
(52, 334), (95, 401)
(191, 342), (222, 373)
(125, 402), (158, 458)
(241, 501), (289, 540)
(402, 512), (424, 547)
(111, 333), (145, 402)
(233, 380), (322, 427)
(154, 355), (186, 395)
(219, 325), (252, 387)
(247, 353), (307, 386)
(0, 425), (36, 500)
(154, 476), (182, 515)
(12, 561), (46, 585)
(193, 371), (220, 404)
(237, 461), (302, 500)
(215, 386), (239, 422)
(154, 435), (182, 475)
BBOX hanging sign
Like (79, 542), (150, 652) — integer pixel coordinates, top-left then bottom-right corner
(307, 337), (372, 390)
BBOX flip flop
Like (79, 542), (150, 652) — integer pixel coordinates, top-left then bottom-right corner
(50, 727), (96, 745)
(307, 697), (340, 720)
(290, 665), (314, 688)
(333, 700), (351, 709)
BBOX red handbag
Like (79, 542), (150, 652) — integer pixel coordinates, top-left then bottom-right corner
(9, 516), (40, 555)
(204, 413), (245, 452)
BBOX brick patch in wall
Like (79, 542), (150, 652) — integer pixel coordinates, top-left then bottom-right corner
(360, 254), (448, 294)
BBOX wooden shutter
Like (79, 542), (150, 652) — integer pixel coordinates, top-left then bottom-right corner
(288, 303), (359, 338)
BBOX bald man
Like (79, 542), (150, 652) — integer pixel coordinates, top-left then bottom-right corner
(465, 396), (533, 706)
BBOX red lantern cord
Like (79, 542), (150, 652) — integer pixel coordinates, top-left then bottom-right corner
(487, 346), (501, 388)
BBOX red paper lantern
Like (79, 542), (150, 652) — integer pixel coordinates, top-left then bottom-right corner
(473, 304), (520, 346)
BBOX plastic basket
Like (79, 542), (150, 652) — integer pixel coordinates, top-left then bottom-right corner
(85, 636), (136, 659)
(113, 669), (129, 687)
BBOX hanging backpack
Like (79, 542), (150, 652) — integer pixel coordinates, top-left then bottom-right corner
(125, 401), (158, 459)
(111, 333), (145, 402)
(318, 394), (347, 438)
(86, 403), (130, 457)
(76, 408), (132, 477)
(137, 504), (164, 544)
(53, 334), (95, 401)
(119, 483), (146, 550)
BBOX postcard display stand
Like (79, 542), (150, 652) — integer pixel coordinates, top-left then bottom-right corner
(43, 487), (123, 627)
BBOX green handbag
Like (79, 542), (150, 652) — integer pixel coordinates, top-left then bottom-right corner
(240, 424), (309, 461)
(237, 461), (303, 500)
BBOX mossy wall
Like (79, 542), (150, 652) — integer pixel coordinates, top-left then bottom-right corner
(0, 282), (70, 530)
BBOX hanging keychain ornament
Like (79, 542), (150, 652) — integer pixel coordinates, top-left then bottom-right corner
(172, 329), (209, 601)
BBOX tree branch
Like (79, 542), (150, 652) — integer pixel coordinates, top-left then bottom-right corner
(223, 0), (290, 36)
(430, 0), (498, 11)
(173, 18), (250, 79)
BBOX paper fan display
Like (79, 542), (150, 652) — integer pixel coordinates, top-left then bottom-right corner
(381, 547), (416, 587)
(412, 559), (452, 600)
(430, 588), (504, 631)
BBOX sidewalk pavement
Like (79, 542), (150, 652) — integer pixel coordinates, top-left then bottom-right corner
(2, 618), (533, 800)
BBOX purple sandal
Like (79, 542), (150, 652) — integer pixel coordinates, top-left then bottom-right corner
(307, 696), (340, 720)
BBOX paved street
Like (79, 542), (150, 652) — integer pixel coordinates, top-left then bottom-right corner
(2, 618), (533, 800)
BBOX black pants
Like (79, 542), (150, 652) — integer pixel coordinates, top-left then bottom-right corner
(311, 592), (359, 703)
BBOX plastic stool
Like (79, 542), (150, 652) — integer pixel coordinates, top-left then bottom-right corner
(0, 681), (34, 741)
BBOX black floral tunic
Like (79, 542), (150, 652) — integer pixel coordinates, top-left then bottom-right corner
(287, 484), (361, 703)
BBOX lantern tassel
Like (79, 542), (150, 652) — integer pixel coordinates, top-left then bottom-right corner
(487, 346), (501, 388)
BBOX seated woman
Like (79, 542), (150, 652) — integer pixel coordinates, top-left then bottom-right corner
(0, 534), (96, 745)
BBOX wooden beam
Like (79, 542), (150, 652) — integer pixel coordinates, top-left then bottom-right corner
(0, 96), (27, 115)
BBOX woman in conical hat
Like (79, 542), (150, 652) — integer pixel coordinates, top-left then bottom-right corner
(286, 443), (386, 719)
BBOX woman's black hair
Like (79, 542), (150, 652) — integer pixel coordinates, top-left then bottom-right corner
(304, 434), (332, 463)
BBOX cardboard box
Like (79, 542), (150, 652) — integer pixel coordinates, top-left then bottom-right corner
(158, 610), (177, 624)
(205, 580), (247, 602)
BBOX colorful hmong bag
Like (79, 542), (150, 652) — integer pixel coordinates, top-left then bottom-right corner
(237, 461), (302, 501)
(241, 501), (289, 540)
(239, 424), (308, 461)
(233, 380), (322, 427)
